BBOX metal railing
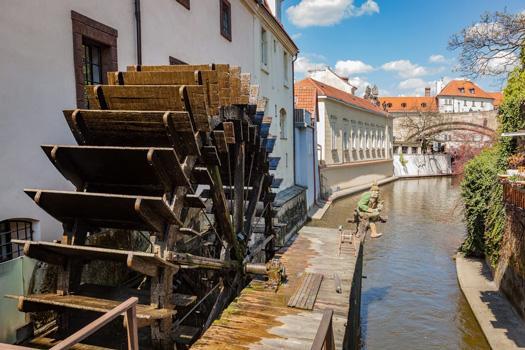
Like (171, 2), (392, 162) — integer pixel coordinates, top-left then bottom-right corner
(0, 297), (139, 350)
(311, 309), (335, 350)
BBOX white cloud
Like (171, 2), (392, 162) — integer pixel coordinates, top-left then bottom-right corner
(347, 76), (370, 95)
(381, 59), (429, 78)
(429, 54), (446, 63)
(335, 60), (374, 76)
(286, 0), (379, 28)
(294, 56), (327, 76)
(476, 50), (519, 75)
(291, 33), (302, 40)
(398, 78), (427, 91)
(396, 76), (455, 96)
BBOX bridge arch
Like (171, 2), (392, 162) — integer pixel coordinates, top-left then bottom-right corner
(405, 121), (496, 142)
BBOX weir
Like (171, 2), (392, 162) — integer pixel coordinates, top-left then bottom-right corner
(193, 226), (364, 349)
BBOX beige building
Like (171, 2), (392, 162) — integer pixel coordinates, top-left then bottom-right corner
(295, 78), (393, 198)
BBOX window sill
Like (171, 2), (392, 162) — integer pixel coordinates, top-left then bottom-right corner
(261, 64), (270, 75)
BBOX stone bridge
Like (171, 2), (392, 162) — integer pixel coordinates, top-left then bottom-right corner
(392, 110), (498, 143)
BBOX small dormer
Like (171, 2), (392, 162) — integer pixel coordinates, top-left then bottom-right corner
(459, 87), (465, 93)
(469, 88), (475, 94)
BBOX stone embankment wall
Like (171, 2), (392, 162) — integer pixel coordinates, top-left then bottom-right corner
(320, 160), (393, 199)
(344, 235), (364, 350)
(393, 154), (452, 177)
(495, 188), (525, 320)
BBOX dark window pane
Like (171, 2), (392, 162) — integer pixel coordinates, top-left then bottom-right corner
(92, 46), (100, 65)
(92, 64), (101, 84)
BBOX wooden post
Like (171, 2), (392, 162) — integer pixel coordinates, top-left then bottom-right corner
(48, 297), (139, 350)
(150, 267), (174, 350)
(311, 309), (335, 350)
(233, 142), (245, 239)
(125, 305), (139, 350)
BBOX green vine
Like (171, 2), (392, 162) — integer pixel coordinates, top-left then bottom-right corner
(460, 54), (525, 266)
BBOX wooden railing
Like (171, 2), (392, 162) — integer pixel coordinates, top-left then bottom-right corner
(0, 297), (139, 350)
(503, 182), (525, 209)
(311, 309), (335, 350)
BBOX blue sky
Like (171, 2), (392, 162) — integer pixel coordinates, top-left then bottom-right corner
(283, 0), (525, 96)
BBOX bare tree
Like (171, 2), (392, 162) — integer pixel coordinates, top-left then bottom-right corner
(395, 109), (452, 144)
(449, 11), (525, 78)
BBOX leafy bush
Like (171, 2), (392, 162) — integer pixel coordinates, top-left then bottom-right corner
(460, 59), (525, 265)
(460, 147), (503, 258)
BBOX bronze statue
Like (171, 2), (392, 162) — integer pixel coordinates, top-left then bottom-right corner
(353, 181), (387, 238)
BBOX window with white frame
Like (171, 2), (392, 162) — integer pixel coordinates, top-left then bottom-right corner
(279, 108), (287, 139)
(331, 117), (337, 150)
(343, 130), (348, 150)
(261, 28), (268, 66)
(283, 52), (289, 83)
(351, 121), (357, 149)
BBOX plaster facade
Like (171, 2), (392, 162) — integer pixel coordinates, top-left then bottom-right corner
(0, 0), (297, 241)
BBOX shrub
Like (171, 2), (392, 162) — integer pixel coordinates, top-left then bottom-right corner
(460, 147), (503, 258)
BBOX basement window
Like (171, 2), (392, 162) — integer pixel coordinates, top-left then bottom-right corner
(0, 220), (33, 262)
(220, 0), (232, 41)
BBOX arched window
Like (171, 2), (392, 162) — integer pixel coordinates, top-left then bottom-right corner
(0, 220), (34, 262)
(279, 108), (287, 139)
(401, 103), (407, 108)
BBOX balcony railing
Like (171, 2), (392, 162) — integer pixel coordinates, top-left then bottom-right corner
(502, 182), (525, 209)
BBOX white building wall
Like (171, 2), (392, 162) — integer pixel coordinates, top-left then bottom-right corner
(308, 68), (356, 95)
(0, 0), (296, 241)
(438, 96), (494, 113)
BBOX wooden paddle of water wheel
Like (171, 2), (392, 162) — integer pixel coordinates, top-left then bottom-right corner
(7, 64), (284, 349)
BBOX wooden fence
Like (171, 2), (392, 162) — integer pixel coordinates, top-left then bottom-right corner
(503, 182), (525, 209)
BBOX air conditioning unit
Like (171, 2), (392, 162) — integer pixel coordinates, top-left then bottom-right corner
(294, 109), (311, 128)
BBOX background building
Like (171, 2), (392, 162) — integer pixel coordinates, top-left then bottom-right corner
(295, 78), (393, 198)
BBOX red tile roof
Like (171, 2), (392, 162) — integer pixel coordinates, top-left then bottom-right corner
(378, 96), (438, 113)
(487, 92), (503, 107)
(438, 80), (493, 99)
(295, 78), (388, 116)
(294, 84), (318, 117)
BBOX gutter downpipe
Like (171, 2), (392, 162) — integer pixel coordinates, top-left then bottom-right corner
(312, 107), (318, 206)
(292, 53), (298, 186)
(134, 0), (142, 65)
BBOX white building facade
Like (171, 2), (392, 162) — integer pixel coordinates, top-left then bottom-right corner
(296, 79), (393, 198)
(0, 0), (298, 244)
(437, 80), (496, 113)
(307, 67), (357, 95)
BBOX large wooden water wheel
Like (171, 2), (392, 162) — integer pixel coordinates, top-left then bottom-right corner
(8, 64), (282, 349)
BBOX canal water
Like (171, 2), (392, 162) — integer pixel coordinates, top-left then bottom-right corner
(309, 177), (490, 350)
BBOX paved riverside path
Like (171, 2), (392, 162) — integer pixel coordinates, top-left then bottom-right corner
(192, 226), (360, 349)
(456, 254), (525, 349)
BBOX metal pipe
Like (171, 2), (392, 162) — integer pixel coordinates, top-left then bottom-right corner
(134, 0), (142, 65)
(292, 53), (298, 186)
(244, 263), (268, 275)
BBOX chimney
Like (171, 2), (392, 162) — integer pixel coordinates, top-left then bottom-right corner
(425, 87), (431, 97)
